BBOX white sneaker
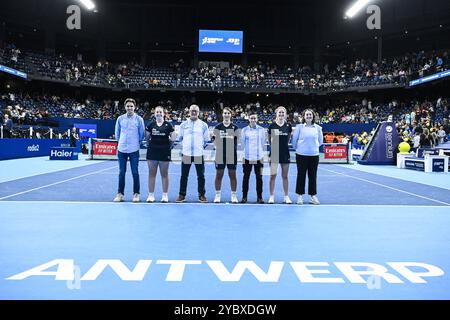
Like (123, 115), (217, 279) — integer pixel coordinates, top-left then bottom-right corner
(214, 194), (221, 203)
(231, 194), (238, 203)
(113, 193), (124, 202)
(132, 193), (140, 203)
(268, 195), (274, 204)
(161, 194), (169, 203)
(284, 196), (292, 204)
(310, 195), (320, 205)
(146, 194), (155, 203)
(297, 196), (304, 205)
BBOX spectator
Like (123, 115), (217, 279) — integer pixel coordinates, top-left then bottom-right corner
(420, 128), (434, 148)
(2, 114), (13, 138)
(69, 127), (80, 148)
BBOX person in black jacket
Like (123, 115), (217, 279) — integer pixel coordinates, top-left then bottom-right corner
(2, 114), (13, 138)
(419, 128), (434, 148)
(70, 127), (80, 147)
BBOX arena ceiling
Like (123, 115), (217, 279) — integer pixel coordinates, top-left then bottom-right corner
(0, 0), (449, 60)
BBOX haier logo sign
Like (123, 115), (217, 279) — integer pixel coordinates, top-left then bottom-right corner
(49, 147), (78, 160)
(50, 150), (73, 158)
(27, 144), (39, 152)
(199, 30), (243, 53)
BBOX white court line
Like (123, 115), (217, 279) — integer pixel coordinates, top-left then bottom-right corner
(0, 156), (108, 184)
(1, 166), (102, 184)
(335, 164), (450, 191)
(0, 166), (117, 201)
(0, 200), (447, 208)
(321, 167), (450, 206)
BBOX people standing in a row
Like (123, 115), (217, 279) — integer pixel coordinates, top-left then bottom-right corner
(176, 104), (210, 203)
(291, 109), (323, 205)
(113, 101), (324, 205)
(213, 107), (240, 204)
(240, 112), (266, 204)
(268, 106), (293, 204)
(145, 106), (175, 203)
(113, 98), (145, 202)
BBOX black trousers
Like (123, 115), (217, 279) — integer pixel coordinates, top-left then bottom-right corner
(179, 155), (205, 196)
(242, 159), (263, 199)
(295, 154), (319, 196)
(3, 129), (11, 138)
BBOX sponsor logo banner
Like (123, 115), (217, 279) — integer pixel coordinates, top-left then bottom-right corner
(324, 145), (348, 159)
(93, 141), (117, 156)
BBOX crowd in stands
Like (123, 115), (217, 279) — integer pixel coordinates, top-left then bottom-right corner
(1, 43), (449, 92)
(2, 89), (449, 147)
(351, 117), (450, 150)
(1, 89), (448, 124)
(1, 43), (449, 146)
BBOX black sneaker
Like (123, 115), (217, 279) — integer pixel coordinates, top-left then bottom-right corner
(257, 198), (265, 204)
(176, 194), (186, 203)
(199, 195), (208, 203)
(240, 197), (247, 203)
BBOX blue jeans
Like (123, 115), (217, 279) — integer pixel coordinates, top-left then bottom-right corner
(117, 150), (140, 194)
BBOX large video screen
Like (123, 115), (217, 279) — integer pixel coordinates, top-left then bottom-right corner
(74, 123), (97, 143)
(198, 30), (243, 53)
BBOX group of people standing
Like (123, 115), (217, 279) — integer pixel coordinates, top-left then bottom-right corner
(113, 99), (323, 205)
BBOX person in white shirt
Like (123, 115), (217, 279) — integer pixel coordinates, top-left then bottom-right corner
(437, 126), (446, 145)
(291, 109), (324, 205)
(176, 104), (210, 203)
(410, 110), (416, 124)
(342, 136), (349, 144)
(240, 112), (266, 204)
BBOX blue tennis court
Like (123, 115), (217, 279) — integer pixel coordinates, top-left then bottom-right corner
(0, 156), (450, 299)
